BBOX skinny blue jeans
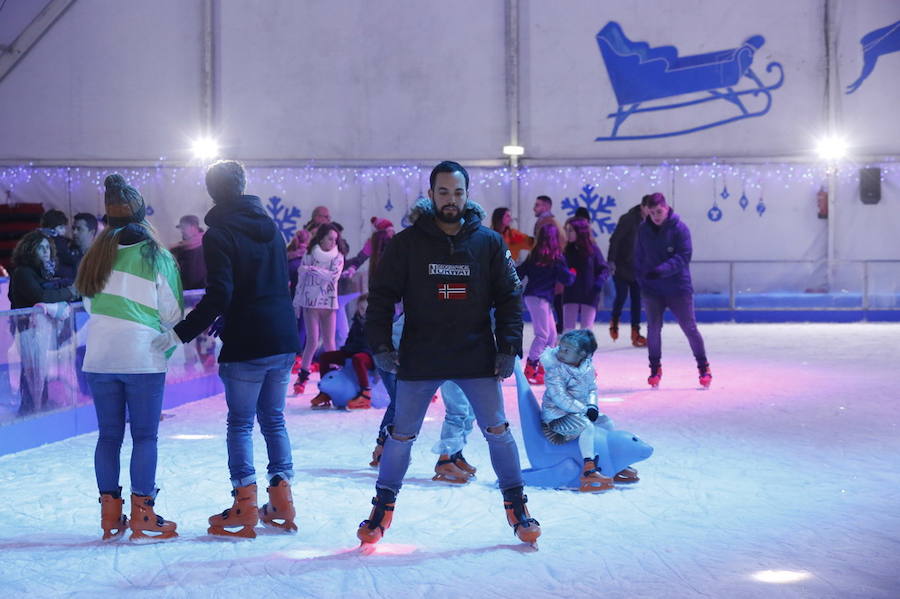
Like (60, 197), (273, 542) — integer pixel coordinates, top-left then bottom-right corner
(218, 353), (295, 487)
(88, 372), (166, 496)
(377, 377), (524, 494)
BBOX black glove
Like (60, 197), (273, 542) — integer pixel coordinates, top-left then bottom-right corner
(586, 406), (599, 422)
(207, 316), (225, 338)
(645, 269), (661, 280)
(494, 353), (516, 379)
(373, 350), (400, 374)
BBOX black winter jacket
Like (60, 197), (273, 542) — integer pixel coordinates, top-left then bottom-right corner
(8, 264), (76, 309)
(173, 195), (300, 362)
(366, 202), (523, 381)
(607, 204), (644, 282)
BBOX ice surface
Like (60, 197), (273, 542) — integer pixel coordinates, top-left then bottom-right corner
(0, 323), (898, 598)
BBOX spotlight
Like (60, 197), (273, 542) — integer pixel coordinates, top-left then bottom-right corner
(191, 137), (220, 161)
(502, 145), (525, 157)
(751, 570), (812, 584)
(815, 135), (848, 161)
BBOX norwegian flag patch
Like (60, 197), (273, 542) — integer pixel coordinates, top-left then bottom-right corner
(436, 283), (468, 300)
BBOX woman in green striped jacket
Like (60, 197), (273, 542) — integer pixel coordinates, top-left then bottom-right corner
(75, 174), (183, 542)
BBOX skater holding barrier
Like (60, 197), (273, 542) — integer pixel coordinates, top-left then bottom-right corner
(634, 193), (711, 389)
(358, 161), (541, 548)
(77, 174), (182, 541)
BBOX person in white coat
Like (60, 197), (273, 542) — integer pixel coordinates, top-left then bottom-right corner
(539, 329), (618, 492)
(293, 223), (344, 392)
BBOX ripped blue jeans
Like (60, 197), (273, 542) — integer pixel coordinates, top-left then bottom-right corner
(377, 377), (524, 493)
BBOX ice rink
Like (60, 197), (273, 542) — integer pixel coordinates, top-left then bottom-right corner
(1, 323), (898, 598)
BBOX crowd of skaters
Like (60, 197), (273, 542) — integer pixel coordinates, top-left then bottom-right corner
(4, 159), (710, 545)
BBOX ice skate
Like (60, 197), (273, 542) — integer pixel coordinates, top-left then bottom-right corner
(631, 326), (647, 347)
(357, 487), (396, 546)
(208, 483), (258, 539)
(524, 359), (538, 384)
(369, 436), (385, 468)
(99, 487), (127, 541)
(293, 369), (310, 395)
(609, 317), (619, 341)
(648, 365), (662, 389)
(129, 492), (177, 541)
(309, 390), (332, 409)
(346, 388), (372, 410)
(614, 466), (640, 483)
(432, 454), (471, 484)
(502, 487), (541, 547)
(450, 451), (477, 478)
(259, 476), (297, 533)
(525, 359), (544, 385)
(580, 457), (614, 492)
(698, 364), (712, 389)
(291, 355), (302, 374)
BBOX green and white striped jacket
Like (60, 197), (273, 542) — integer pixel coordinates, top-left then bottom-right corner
(83, 241), (184, 374)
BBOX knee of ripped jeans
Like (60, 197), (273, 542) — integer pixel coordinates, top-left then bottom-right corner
(484, 421), (511, 437)
(388, 426), (417, 443)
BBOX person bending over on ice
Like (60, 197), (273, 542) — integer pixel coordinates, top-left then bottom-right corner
(540, 329), (639, 491)
(359, 161), (541, 547)
(309, 293), (375, 409)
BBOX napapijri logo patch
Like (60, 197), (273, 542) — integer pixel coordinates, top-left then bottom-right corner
(429, 263), (471, 277)
(436, 283), (468, 300)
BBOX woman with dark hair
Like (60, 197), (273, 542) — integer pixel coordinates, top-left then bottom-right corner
(292, 222), (344, 393)
(8, 230), (77, 309)
(516, 222), (575, 385)
(8, 230), (78, 416)
(562, 218), (610, 332)
(76, 173), (182, 541)
(490, 206), (532, 263)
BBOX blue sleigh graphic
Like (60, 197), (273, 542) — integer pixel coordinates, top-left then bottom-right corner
(595, 22), (784, 141)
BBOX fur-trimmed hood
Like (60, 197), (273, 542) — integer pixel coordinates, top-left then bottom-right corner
(407, 198), (487, 225)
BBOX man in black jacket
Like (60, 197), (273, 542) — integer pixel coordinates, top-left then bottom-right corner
(607, 200), (649, 346)
(356, 161), (541, 547)
(154, 160), (301, 536)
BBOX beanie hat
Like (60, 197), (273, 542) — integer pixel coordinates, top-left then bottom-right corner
(371, 216), (394, 231)
(103, 174), (146, 227)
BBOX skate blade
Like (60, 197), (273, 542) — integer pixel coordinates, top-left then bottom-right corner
(208, 525), (257, 539)
(431, 474), (470, 485)
(310, 404), (331, 410)
(358, 542), (378, 555)
(579, 482), (614, 492)
(260, 519), (298, 533)
(101, 528), (127, 541)
(129, 529), (178, 543)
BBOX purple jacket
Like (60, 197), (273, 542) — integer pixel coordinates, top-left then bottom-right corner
(562, 244), (610, 306)
(634, 208), (693, 297)
(516, 256), (575, 304)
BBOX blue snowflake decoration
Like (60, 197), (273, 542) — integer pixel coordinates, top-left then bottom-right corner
(707, 201), (723, 222)
(560, 184), (617, 236)
(739, 192), (749, 211)
(756, 196), (766, 217)
(719, 185), (730, 200)
(265, 196), (302, 242)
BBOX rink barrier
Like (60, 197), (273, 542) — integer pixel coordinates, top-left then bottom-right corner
(0, 290), (223, 456)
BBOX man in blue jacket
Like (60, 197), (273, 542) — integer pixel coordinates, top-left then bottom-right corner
(635, 193), (711, 389)
(357, 161), (541, 547)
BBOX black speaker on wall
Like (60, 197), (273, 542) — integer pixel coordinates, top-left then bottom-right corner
(860, 167), (881, 204)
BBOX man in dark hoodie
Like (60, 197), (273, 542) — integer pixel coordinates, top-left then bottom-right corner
(607, 200), (649, 346)
(634, 192), (711, 389)
(153, 160), (301, 537)
(357, 161), (541, 548)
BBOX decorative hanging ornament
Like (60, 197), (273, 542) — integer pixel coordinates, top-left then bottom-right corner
(720, 184), (730, 200)
(739, 190), (749, 211)
(707, 200), (723, 222)
(756, 195), (766, 217)
(384, 183), (394, 212)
